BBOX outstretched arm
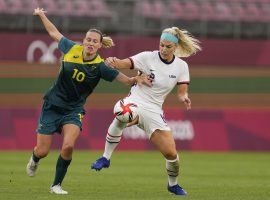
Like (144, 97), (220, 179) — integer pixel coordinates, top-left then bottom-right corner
(105, 57), (133, 69)
(177, 84), (191, 110)
(33, 8), (63, 42)
(115, 72), (152, 87)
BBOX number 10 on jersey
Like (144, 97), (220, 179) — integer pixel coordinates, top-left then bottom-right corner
(72, 69), (85, 82)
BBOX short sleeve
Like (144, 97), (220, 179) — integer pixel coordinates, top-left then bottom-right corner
(99, 62), (120, 82)
(177, 62), (190, 85)
(130, 51), (152, 71)
(58, 37), (76, 54)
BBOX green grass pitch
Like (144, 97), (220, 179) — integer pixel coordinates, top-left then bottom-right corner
(0, 151), (269, 200)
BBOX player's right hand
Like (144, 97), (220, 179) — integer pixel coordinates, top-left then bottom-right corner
(33, 7), (47, 16)
(127, 116), (139, 127)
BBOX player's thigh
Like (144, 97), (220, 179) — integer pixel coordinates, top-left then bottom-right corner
(37, 101), (62, 134)
(150, 129), (177, 159)
(62, 124), (80, 148)
(137, 109), (170, 138)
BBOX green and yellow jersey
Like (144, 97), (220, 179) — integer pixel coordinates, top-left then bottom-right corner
(43, 37), (119, 110)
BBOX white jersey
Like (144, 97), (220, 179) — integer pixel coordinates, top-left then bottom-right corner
(127, 50), (190, 113)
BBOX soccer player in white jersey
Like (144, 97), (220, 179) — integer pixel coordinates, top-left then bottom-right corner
(91, 27), (201, 196)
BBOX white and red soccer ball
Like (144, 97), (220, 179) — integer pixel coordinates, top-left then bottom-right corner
(113, 99), (138, 123)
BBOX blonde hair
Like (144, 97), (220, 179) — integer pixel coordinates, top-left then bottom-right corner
(162, 27), (201, 57)
(87, 29), (115, 49)
(101, 36), (115, 49)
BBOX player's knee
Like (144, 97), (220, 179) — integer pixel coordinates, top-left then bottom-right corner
(108, 118), (126, 136)
(108, 127), (123, 137)
(36, 148), (49, 158)
(61, 143), (74, 154)
(164, 150), (178, 160)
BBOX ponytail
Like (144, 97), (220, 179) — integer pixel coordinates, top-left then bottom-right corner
(162, 27), (201, 57)
(101, 36), (115, 49)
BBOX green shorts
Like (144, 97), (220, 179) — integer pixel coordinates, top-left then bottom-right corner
(36, 101), (85, 135)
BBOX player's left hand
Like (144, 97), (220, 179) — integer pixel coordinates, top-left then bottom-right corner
(127, 116), (139, 127)
(179, 94), (191, 110)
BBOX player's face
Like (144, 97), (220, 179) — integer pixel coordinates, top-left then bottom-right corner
(83, 32), (102, 55)
(159, 40), (177, 61)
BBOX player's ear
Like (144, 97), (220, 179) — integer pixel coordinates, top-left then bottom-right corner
(98, 41), (102, 49)
(82, 37), (87, 45)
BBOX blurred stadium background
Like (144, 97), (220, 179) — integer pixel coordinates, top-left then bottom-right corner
(1, 0), (270, 199)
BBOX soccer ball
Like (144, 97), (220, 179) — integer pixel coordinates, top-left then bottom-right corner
(113, 99), (138, 123)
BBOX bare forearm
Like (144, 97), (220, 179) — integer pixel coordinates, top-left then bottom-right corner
(105, 58), (132, 69)
(177, 84), (191, 110)
(116, 72), (136, 86)
(178, 84), (188, 98)
(38, 13), (62, 42)
(116, 58), (133, 69)
(127, 77), (137, 86)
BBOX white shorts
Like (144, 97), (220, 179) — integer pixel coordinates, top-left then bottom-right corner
(137, 107), (171, 139)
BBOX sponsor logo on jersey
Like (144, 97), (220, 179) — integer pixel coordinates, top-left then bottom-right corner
(73, 55), (79, 58)
(169, 75), (176, 78)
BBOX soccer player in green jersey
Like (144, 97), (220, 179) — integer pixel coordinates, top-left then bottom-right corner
(26, 7), (151, 194)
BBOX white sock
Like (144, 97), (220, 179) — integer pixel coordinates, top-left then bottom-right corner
(103, 118), (126, 159)
(166, 154), (179, 186)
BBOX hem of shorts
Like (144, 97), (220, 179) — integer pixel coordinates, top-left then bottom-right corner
(61, 121), (82, 131)
(36, 130), (56, 135)
(148, 127), (171, 139)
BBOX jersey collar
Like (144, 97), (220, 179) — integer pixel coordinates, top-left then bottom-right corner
(158, 52), (175, 64)
(82, 52), (99, 62)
